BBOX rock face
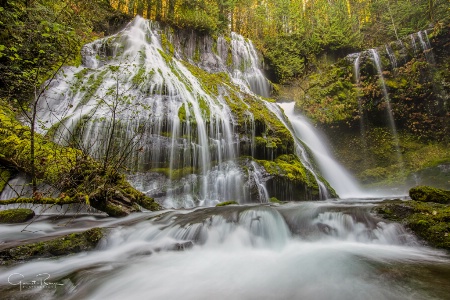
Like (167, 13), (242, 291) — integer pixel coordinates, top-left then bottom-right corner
(0, 209), (35, 223)
(409, 186), (450, 204)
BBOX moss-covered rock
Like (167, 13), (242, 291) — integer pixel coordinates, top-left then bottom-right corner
(257, 154), (337, 200)
(0, 228), (103, 263)
(216, 201), (238, 207)
(409, 186), (450, 204)
(0, 209), (35, 223)
(374, 200), (450, 250)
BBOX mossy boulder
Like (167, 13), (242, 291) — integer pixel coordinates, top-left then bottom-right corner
(0, 209), (35, 223)
(216, 201), (238, 207)
(375, 201), (450, 250)
(409, 186), (450, 204)
(0, 228), (103, 262)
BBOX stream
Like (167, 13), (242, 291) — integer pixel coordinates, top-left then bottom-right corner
(1, 200), (449, 299)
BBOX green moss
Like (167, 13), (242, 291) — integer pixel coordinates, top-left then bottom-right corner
(375, 200), (450, 250)
(0, 228), (103, 262)
(0, 209), (35, 223)
(0, 166), (11, 193)
(160, 33), (175, 55)
(269, 197), (280, 203)
(216, 201), (238, 207)
(409, 186), (450, 204)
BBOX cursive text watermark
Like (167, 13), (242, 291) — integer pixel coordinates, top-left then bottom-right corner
(8, 273), (64, 291)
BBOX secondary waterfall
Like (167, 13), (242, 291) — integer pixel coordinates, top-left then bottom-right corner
(370, 49), (405, 174)
(278, 103), (367, 198)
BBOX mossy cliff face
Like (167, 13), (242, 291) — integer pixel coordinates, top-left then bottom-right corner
(285, 25), (450, 188)
(0, 105), (160, 216)
(375, 186), (450, 250)
(0, 228), (103, 263)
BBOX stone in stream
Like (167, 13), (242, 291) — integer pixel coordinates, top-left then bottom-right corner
(0, 208), (35, 223)
(0, 228), (103, 264)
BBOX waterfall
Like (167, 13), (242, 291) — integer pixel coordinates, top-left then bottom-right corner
(370, 49), (404, 174)
(230, 32), (271, 97)
(418, 30), (435, 63)
(352, 53), (368, 152)
(261, 101), (331, 199)
(278, 103), (367, 198)
(32, 17), (271, 208)
(385, 44), (397, 69)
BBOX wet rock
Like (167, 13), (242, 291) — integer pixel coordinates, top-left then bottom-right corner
(0, 228), (103, 263)
(0, 208), (35, 223)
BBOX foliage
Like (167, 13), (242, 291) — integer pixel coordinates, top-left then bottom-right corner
(0, 103), (160, 216)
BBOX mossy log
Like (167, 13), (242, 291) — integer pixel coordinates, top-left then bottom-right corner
(0, 106), (160, 217)
(0, 228), (103, 263)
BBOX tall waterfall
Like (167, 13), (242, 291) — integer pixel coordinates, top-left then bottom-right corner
(369, 49), (404, 173)
(278, 103), (367, 198)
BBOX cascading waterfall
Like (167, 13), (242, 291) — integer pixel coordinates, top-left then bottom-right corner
(230, 32), (271, 98)
(278, 102), (368, 198)
(261, 101), (331, 199)
(370, 49), (405, 174)
(32, 17), (264, 208)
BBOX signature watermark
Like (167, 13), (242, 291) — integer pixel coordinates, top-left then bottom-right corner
(8, 273), (64, 291)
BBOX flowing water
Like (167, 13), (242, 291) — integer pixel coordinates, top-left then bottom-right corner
(278, 102), (368, 198)
(1, 201), (449, 299)
(370, 49), (405, 175)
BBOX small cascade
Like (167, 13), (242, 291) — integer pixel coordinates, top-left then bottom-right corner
(370, 49), (405, 173)
(230, 32), (271, 97)
(278, 103), (367, 199)
(385, 44), (397, 69)
(410, 33), (418, 54)
(352, 53), (368, 152)
(262, 101), (331, 199)
(418, 30), (435, 63)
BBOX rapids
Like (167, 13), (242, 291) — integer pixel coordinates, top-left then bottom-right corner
(1, 201), (449, 299)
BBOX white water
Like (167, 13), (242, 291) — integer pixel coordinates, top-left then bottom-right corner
(1, 202), (449, 299)
(278, 102), (367, 198)
(370, 49), (405, 174)
(27, 16), (278, 208)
